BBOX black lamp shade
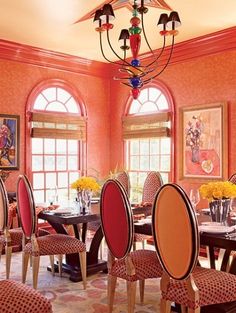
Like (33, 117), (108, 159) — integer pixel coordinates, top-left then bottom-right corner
(119, 29), (130, 41)
(166, 11), (181, 29)
(93, 9), (103, 23)
(157, 13), (168, 27)
(100, 4), (115, 22)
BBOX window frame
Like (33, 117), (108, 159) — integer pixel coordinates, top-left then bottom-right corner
(26, 79), (87, 202)
(123, 82), (175, 187)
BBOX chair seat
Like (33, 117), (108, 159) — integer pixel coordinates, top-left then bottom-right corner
(163, 266), (236, 309)
(134, 233), (152, 242)
(110, 249), (163, 281)
(0, 280), (52, 313)
(24, 234), (86, 256)
(0, 227), (50, 248)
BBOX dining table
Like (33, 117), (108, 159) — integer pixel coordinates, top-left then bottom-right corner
(134, 209), (236, 273)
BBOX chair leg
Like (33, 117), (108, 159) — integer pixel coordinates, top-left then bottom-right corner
(142, 240), (145, 249)
(161, 299), (171, 313)
(108, 274), (117, 313)
(22, 252), (30, 283)
(79, 251), (87, 289)
(32, 255), (40, 289)
(181, 305), (187, 313)
(132, 241), (137, 251)
(49, 255), (55, 276)
(5, 245), (12, 279)
(127, 280), (137, 313)
(139, 279), (145, 303)
(57, 254), (63, 277)
(187, 308), (200, 313)
(0, 243), (3, 262)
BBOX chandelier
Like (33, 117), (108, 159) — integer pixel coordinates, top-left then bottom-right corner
(93, 0), (181, 99)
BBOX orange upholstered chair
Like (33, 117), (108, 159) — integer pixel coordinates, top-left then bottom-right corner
(152, 183), (236, 313)
(17, 174), (87, 289)
(100, 179), (162, 313)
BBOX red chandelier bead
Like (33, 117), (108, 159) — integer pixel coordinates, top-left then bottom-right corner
(102, 23), (114, 30)
(130, 16), (140, 26)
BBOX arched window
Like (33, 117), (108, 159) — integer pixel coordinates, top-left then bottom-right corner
(123, 85), (173, 202)
(28, 81), (86, 204)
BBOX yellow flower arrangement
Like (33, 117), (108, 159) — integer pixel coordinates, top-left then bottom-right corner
(199, 181), (236, 202)
(71, 176), (100, 192)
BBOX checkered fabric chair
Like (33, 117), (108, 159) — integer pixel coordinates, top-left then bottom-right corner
(17, 174), (87, 290)
(152, 183), (236, 313)
(0, 280), (52, 313)
(115, 171), (130, 197)
(0, 177), (50, 279)
(100, 179), (163, 313)
(133, 171), (163, 250)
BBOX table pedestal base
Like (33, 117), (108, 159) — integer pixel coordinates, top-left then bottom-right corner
(48, 259), (107, 282)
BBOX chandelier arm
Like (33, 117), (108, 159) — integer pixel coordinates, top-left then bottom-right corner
(144, 35), (166, 68)
(106, 30), (143, 73)
(143, 35), (175, 82)
(99, 32), (126, 66)
(141, 12), (154, 55)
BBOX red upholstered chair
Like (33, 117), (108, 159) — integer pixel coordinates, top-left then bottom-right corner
(133, 171), (163, 250)
(0, 280), (52, 313)
(142, 171), (163, 204)
(100, 179), (163, 313)
(115, 171), (130, 197)
(0, 177), (50, 279)
(152, 183), (236, 313)
(17, 174), (87, 290)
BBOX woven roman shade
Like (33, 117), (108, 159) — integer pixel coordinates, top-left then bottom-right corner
(30, 112), (86, 141)
(122, 112), (170, 139)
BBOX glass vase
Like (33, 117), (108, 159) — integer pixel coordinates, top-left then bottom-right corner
(80, 189), (92, 214)
(209, 198), (231, 223)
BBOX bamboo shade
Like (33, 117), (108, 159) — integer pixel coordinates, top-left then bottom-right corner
(30, 112), (86, 141)
(122, 112), (170, 139)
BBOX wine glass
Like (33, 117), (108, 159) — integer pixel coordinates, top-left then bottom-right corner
(189, 189), (200, 213)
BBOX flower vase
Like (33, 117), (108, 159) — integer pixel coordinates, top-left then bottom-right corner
(191, 146), (200, 163)
(209, 198), (231, 223)
(81, 189), (92, 214)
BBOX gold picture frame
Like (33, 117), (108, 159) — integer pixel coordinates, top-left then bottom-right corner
(0, 114), (20, 170)
(179, 102), (228, 180)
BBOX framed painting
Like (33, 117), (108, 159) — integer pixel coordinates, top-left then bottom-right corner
(0, 114), (20, 170)
(180, 103), (228, 180)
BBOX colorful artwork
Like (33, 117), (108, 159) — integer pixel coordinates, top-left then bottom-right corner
(0, 114), (19, 170)
(180, 103), (227, 180)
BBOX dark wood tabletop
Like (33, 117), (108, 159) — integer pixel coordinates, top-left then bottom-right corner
(134, 211), (236, 272)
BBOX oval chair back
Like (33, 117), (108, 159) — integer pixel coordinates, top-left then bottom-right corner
(152, 183), (199, 280)
(16, 175), (36, 239)
(0, 177), (8, 232)
(142, 171), (163, 204)
(229, 173), (236, 185)
(100, 179), (133, 259)
(115, 171), (130, 198)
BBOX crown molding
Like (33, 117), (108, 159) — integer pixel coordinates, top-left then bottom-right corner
(0, 39), (111, 78)
(0, 27), (235, 78)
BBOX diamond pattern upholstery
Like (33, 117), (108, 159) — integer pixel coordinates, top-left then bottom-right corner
(0, 280), (52, 313)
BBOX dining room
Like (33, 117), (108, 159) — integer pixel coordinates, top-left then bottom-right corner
(0, 0), (236, 312)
